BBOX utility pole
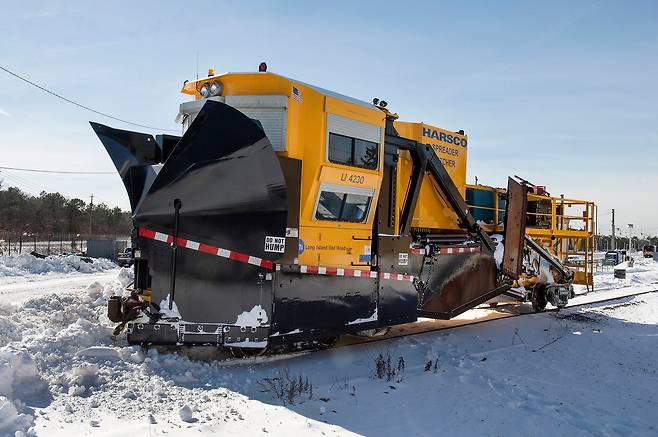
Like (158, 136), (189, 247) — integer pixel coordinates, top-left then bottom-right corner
(611, 208), (616, 250)
(89, 194), (94, 236)
(628, 223), (634, 253)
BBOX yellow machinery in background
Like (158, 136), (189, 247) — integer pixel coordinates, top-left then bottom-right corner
(466, 183), (596, 291)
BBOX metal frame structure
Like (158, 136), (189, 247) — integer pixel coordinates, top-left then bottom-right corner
(466, 184), (597, 291)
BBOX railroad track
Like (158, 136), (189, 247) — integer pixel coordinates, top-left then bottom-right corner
(212, 287), (657, 364)
(335, 287), (658, 349)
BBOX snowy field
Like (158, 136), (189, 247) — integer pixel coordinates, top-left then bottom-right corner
(1, 255), (657, 436)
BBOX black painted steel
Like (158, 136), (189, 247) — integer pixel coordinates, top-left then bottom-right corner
(93, 100), (287, 330)
(272, 267), (378, 341)
(375, 146), (418, 326)
(376, 235), (419, 326)
(417, 252), (498, 319)
(385, 133), (494, 253)
(169, 199), (182, 310)
(155, 134), (182, 161)
(398, 144), (428, 235)
(90, 122), (161, 211)
(134, 101), (288, 260)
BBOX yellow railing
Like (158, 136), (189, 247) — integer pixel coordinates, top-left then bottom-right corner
(466, 185), (596, 290)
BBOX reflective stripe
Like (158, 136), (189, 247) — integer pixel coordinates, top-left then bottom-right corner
(247, 256), (262, 266)
(139, 227), (273, 271)
(138, 227), (417, 282)
(437, 246), (481, 255)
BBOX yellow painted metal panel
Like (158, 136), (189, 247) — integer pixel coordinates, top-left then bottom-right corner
(325, 96), (385, 126)
(319, 166), (381, 190)
(394, 121), (468, 231)
(297, 227), (373, 269)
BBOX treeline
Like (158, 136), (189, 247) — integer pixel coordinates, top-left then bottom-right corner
(596, 234), (658, 251)
(0, 184), (131, 236)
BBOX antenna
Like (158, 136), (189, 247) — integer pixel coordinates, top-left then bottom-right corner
(196, 51), (199, 80)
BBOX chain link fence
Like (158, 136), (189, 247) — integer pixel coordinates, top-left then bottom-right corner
(0, 234), (130, 257)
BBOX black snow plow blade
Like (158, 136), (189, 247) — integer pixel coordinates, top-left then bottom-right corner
(92, 100), (287, 255)
(92, 101), (288, 338)
(89, 123), (163, 212)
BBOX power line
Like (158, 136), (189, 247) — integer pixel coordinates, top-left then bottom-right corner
(0, 172), (45, 194)
(0, 165), (114, 175)
(0, 65), (179, 132)
(0, 170), (116, 205)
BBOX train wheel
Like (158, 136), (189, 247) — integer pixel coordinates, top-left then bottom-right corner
(315, 336), (339, 349)
(532, 284), (548, 312)
(355, 327), (391, 337)
(227, 346), (269, 358)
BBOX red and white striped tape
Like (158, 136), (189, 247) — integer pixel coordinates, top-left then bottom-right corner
(298, 265), (414, 282)
(411, 246), (480, 256)
(138, 227), (274, 270)
(438, 246), (480, 255)
(138, 227), (456, 282)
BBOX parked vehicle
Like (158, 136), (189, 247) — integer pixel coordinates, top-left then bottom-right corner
(643, 245), (656, 258)
(117, 247), (134, 267)
(603, 250), (626, 266)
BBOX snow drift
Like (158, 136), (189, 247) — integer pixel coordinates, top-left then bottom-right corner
(0, 257), (657, 436)
(0, 254), (116, 277)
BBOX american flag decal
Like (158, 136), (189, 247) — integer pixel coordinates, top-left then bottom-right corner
(292, 86), (302, 103)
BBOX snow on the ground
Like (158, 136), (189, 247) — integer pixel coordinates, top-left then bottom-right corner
(575, 253), (658, 294)
(0, 254), (119, 306)
(0, 254), (116, 278)
(0, 255), (656, 436)
(0, 272), (121, 306)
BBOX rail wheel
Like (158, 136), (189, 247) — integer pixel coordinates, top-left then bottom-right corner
(355, 327), (391, 337)
(315, 336), (339, 349)
(226, 346), (269, 358)
(532, 283), (548, 312)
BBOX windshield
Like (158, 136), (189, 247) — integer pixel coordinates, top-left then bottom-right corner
(315, 190), (371, 223)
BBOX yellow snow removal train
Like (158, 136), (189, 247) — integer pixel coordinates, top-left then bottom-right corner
(92, 65), (594, 352)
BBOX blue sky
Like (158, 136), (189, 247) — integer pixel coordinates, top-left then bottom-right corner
(1, 0), (657, 235)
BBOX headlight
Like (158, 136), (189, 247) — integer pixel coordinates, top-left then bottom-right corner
(199, 83), (210, 98)
(209, 81), (223, 96)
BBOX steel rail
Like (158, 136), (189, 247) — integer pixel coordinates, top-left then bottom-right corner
(334, 288), (658, 349)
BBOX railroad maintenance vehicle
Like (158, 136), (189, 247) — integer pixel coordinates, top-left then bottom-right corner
(93, 65), (579, 353)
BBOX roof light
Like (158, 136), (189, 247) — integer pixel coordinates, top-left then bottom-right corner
(209, 81), (223, 96)
(199, 83), (210, 98)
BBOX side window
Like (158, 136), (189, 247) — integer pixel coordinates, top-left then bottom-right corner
(315, 187), (373, 223)
(328, 133), (378, 170)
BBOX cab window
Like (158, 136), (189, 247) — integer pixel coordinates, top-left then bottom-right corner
(328, 133), (378, 170)
(315, 188), (372, 223)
